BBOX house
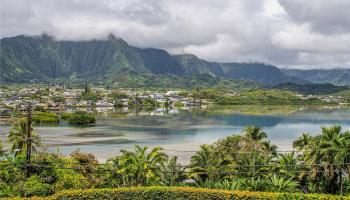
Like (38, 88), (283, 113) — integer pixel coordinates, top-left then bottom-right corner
(0, 108), (12, 116)
(166, 91), (181, 96)
(65, 99), (77, 107)
(96, 100), (113, 107)
(78, 100), (94, 107)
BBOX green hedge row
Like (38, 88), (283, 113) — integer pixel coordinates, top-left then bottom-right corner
(8, 187), (350, 200)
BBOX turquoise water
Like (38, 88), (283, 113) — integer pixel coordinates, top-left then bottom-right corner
(1, 106), (350, 162)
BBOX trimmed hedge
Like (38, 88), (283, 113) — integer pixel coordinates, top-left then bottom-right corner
(7, 187), (350, 200)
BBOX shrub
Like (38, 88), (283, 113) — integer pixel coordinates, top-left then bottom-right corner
(54, 169), (90, 191)
(53, 187), (231, 200)
(24, 176), (53, 197)
(67, 111), (96, 125)
(32, 112), (59, 124)
(16, 187), (348, 200)
(59, 112), (72, 120)
(174, 101), (184, 107)
(34, 106), (47, 112)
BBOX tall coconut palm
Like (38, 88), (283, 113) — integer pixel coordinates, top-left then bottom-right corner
(116, 145), (168, 186)
(7, 118), (41, 156)
(189, 144), (233, 182)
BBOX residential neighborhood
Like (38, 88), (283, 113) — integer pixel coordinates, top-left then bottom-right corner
(0, 85), (210, 116)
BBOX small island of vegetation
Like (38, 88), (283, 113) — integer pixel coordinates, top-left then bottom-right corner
(61, 111), (96, 125)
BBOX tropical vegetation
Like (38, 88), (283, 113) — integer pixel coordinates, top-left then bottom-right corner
(61, 111), (96, 125)
(8, 187), (350, 200)
(0, 120), (349, 198)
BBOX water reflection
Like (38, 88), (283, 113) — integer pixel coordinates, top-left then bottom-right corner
(1, 106), (350, 162)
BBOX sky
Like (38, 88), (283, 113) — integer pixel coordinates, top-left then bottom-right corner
(1, 0), (350, 69)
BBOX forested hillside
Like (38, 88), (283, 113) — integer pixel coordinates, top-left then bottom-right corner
(1, 35), (304, 86)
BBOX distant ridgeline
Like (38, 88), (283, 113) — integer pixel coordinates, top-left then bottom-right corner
(0, 34), (349, 88)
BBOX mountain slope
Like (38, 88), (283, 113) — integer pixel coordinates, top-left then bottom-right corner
(173, 54), (305, 86)
(1, 35), (304, 86)
(0, 35), (134, 82)
(173, 54), (224, 76)
(282, 69), (350, 86)
(219, 63), (307, 86)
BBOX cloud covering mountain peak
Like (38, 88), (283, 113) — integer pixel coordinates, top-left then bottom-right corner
(1, 0), (350, 69)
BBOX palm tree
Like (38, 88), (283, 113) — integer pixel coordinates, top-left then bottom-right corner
(116, 145), (168, 186)
(295, 125), (350, 194)
(7, 118), (41, 156)
(261, 140), (278, 156)
(277, 152), (308, 191)
(159, 156), (186, 186)
(189, 144), (233, 182)
(244, 126), (267, 141)
(293, 133), (312, 150)
(238, 151), (274, 178)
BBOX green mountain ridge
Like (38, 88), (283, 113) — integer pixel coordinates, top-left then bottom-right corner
(0, 35), (322, 86)
(282, 69), (350, 86)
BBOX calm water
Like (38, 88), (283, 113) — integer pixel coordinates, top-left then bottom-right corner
(1, 106), (350, 163)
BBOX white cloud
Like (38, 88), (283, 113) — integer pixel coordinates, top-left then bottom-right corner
(279, 0), (350, 34)
(1, 0), (350, 69)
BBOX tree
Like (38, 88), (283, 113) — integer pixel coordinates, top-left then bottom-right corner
(109, 90), (128, 100)
(164, 97), (171, 110)
(0, 139), (4, 156)
(67, 111), (96, 125)
(70, 150), (99, 176)
(244, 126), (267, 141)
(295, 125), (350, 194)
(115, 145), (168, 186)
(276, 152), (300, 179)
(83, 81), (91, 96)
(143, 97), (157, 109)
(7, 119), (41, 156)
(189, 144), (232, 182)
(293, 133), (311, 150)
(160, 156), (186, 186)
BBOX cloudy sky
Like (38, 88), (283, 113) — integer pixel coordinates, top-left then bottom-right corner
(1, 0), (350, 69)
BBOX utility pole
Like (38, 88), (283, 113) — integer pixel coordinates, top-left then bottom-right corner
(340, 169), (343, 196)
(26, 103), (32, 178)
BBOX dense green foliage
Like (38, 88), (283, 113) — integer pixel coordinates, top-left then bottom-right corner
(107, 145), (172, 186)
(24, 175), (54, 197)
(283, 68), (350, 86)
(7, 118), (41, 155)
(7, 187), (350, 200)
(0, 140), (4, 156)
(1, 35), (304, 86)
(63, 111), (96, 125)
(32, 112), (59, 124)
(1, 122), (349, 198)
(293, 126), (350, 194)
(273, 82), (349, 95)
(336, 90), (350, 103)
(196, 89), (324, 105)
